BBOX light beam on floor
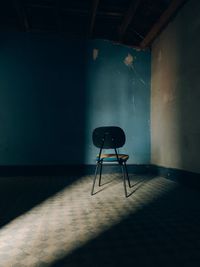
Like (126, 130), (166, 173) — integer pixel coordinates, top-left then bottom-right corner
(0, 174), (177, 266)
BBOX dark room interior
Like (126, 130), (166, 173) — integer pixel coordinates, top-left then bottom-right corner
(0, 0), (200, 266)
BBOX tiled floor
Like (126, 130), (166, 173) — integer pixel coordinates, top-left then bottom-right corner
(0, 174), (200, 266)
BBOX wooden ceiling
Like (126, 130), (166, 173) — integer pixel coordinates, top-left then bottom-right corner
(0, 0), (188, 49)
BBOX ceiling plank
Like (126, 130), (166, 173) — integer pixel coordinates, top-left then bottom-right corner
(14, 0), (30, 31)
(119, 0), (141, 40)
(89, 0), (100, 37)
(25, 3), (123, 18)
(140, 0), (187, 49)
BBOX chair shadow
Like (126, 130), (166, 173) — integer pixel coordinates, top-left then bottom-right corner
(127, 175), (155, 197)
(92, 178), (116, 195)
(92, 174), (155, 197)
(51, 182), (200, 267)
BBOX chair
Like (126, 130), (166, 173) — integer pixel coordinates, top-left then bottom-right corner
(91, 126), (131, 197)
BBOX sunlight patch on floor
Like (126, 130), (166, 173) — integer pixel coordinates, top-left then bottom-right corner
(0, 175), (177, 266)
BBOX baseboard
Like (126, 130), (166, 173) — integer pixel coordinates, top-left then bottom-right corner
(1, 164), (199, 189)
(0, 165), (85, 177)
(150, 164), (200, 189)
(84, 164), (151, 175)
(0, 164), (151, 177)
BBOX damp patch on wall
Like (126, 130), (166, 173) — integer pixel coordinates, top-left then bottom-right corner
(93, 48), (99, 60)
(158, 50), (162, 62)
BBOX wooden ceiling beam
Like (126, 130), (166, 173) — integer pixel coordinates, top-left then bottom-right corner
(119, 0), (141, 40)
(89, 0), (100, 37)
(25, 4), (123, 18)
(14, 0), (30, 32)
(140, 0), (187, 49)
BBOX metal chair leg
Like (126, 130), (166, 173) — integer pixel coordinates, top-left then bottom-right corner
(124, 162), (131, 188)
(91, 163), (100, 195)
(121, 164), (128, 197)
(99, 162), (103, 186)
(92, 161), (129, 197)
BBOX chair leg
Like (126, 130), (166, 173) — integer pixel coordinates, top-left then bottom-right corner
(91, 163), (100, 195)
(124, 162), (131, 188)
(98, 162), (103, 186)
(121, 164), (128, 197)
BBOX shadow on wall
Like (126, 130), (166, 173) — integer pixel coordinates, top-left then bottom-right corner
(0, 35), (151, 167)
(0, 34), (87, 165)
(0, 34), (88, 228)
(177, 2), (200, 173)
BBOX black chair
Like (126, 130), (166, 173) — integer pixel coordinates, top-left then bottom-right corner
(91, 126), (131, 197)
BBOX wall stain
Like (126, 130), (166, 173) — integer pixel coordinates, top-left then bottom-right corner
(158, 50), (162, 62)
(93, 48), (99, 60)
(132, 95), (136, 112)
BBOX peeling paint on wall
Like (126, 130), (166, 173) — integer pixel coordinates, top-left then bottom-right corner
(163, 78), (179, 104)
(124, 53), (146, 85)
(124, 53), (134, 67)
(93, 48), (99, 60)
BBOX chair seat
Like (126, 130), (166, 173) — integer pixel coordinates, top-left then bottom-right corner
(96, 153), (129, 162)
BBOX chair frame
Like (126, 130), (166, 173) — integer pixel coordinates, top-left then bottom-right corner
(91, 129), (131, 197)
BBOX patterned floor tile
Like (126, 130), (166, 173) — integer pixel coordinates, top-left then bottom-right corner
(0, 174), (200, 266)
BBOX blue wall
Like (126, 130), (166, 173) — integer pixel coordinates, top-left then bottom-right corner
(0, 33), (150, 165)
(85, 40), (151, 164)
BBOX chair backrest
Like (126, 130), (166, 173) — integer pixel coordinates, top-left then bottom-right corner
(92, 126), (126, 149)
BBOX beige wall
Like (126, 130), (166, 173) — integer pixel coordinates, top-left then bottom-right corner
(151, 0), (200, 173)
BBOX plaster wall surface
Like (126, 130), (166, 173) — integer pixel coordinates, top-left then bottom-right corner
(151, 0), (200, 173)
(0, 34), (151, 165)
